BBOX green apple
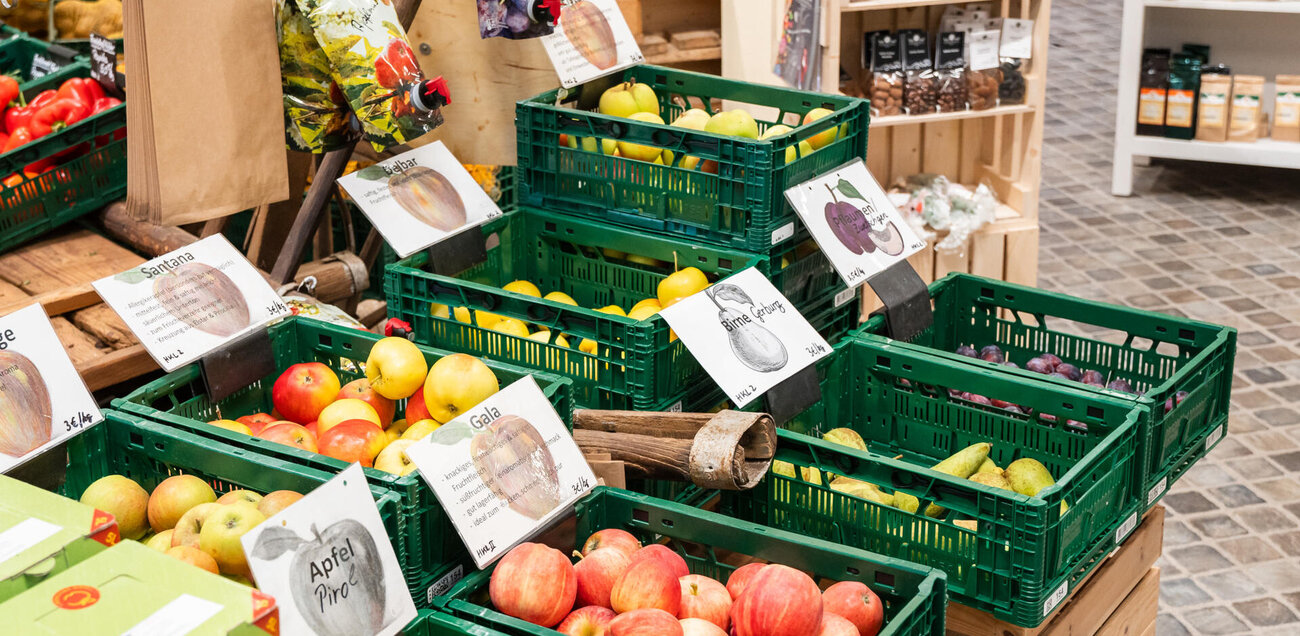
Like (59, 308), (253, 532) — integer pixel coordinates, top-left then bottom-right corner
(199, 501), (266, 578)
(803, 107), (840, 149)
(599, 81), (659, 117)
(760, 124), (815, 164)
(582, 137), (618, 155)
(617, 112), (666, 162)
(80, 475), (150, 540)
(669, 109), (711, 169)
(144, 530), (174, 552)
(705, 109), (759, 139)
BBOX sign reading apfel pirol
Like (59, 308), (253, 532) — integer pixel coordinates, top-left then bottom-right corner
(784, 160), (926, 288)
(404, 376), (596, 569)
(243, 464), (417, 636)
(540, 0), (644, 88)
(92, 235), (291, 372)
(0, 304), (102, 473)
(657, 268), (832, 407)
(336, 141), (505, 258)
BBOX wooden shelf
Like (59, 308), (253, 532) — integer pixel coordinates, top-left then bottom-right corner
(842, 0), (972, 12)
(870, 104), (1035, 128)
(1144, 0), (1300, 13)
(646, 45), (722, 65)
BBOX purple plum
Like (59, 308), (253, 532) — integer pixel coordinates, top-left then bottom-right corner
(967, 394), (993, 406)
(1066, 420), (1088, 431)
(980, 351), (1006, 364)
(1055, 363), (1082, 381)
(991, 398), (1014, 408)
(1025, 357), (1053, 374)
(1049, 372), (1071, 380)
(1040, 353), (1062, 369)
(825, 200), (871, 254)
(1003, 361), (1020, 370)
(980, 344), (1004, 358)
(1004, 405), (1024, 414)
(1080, 369), (1104, 385)
(1106, 379), (1135, 394)
(1175, 390), (1189, 404)
(955, 345), (978, 358)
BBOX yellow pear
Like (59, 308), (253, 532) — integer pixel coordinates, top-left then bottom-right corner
(528, 331), (572, 348)
(657, 267), (709, 306)
(430, 303), (450, 318)
(705, 110), (759, 139)
(490, 318), (530, 338)
(502, 280), (541, 297)
(626, 254), (661, 268)
(599, 81), (658, 117)
(543, 291), (578, 306)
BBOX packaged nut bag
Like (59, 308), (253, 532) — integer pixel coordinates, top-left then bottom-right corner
(1195, 66), (1232, 142)
(1229, 75), (1264, 142)
(998, 18), (1033, 105)
(901, 29), (936, 114)
(869, 32), (904, 117)
(966, 30), (1001, 111)
(1138, 48), (1171, 136)
(934, 32), (968, 113)
(1163, 53), (1201, 140)
(1272, 74), (1300, 142)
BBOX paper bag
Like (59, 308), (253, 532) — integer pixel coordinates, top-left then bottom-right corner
(125, 0), (289, 224)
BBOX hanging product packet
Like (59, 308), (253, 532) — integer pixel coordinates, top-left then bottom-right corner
(901, 29), (936, 114)
(276, 0), (355, 152)
(1229, 74), (1264, 142)
(998, 18), (1033, 105)
(967, 30), (1001, 110)
(478, 0), (559, 40)
(295, 0), (445, 151)
(1182, 43), (1210, 66)
(934, 32), (968, 113)
(869, 32), (904, 117)
(1272, 74), (1300, 142)
(1195, 66), (1232, 142)
(939, 7), (966, 33)
(1137, 48), (1171, 136)
(1164, 54), (1200, 140)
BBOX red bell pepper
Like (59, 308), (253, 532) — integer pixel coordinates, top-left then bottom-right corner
(2, 127), (30, 153)
(0, 131), (7, 148)
(8, 90), (58, 133)
(0, 75), (18, 112)
(29, 99), (90, 137)
(2, 173), (22, 189)
(57, 78), (105, 106)
(91, 97), (122, 114)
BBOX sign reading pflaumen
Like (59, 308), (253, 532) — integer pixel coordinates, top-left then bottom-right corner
(658, 268), (832, 407)
(92, 235), (291, 372)
(784, 160), (926, 287)
(541, 0), (643, 88)
(243, 464), (417, 636)
(405, 376), (596, 569)
(0, 304), (102, 473)
(336, 141), (505, 258)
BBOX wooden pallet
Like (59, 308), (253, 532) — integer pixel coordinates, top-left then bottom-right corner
(946, 506), (1165, 636)
(0, 228), (157, 391)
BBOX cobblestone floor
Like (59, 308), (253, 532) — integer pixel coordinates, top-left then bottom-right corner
(1041, 1), (1300, 634)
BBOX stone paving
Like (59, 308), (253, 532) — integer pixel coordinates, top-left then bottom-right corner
(1041, 0), (1300, 633)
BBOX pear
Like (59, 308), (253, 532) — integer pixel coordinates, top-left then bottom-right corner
(923, 442), (992, 518)
(617, 112), (666, 162)
(976, 458), (1001, 475)
(704, 109), (759, 139)
(667, 109), (710, 169)
(772, 460), (822, 486)
(759, 124), (815, 164)
(893, 492), (920, 514)
(1005, 458), (1056, 497)
(830, 476), (893, 507)
(822, 428), (867, 452)
(968, 471), (1012, 491)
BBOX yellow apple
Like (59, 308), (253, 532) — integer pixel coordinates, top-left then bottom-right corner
(384, 418), (411, 445)
(491, 318), (531, 338)
(400, 418), (442, 441)
(599, 81), (659, 117)
(618, 112), (666, 162)
(658, 267), (710, 306)
(544, 291), (578, 306)
(630, 298), (661, 314)
(503, 280), (542, 297)
(375, 439), (420, 476)
(216, 490), (262, 506)
(528, 331), (572, 348)
(365, 336), (429, 399)
(628, 304), (660, 321)
(453, 306), (502, 328)
(257, 491), (303, 518)
(579, 339), (598, 355)
(430, 303), (450, 318)
(317, 398), (381, 437)
(146, 474), (216, 534)
(423, 354), (500, 423)
(602, 248), (627, 260)
(705, 110), (759, 139)
(80, 475), (150, 540)
(144, 530), (174, 551)
(803, 107), (839, 149)
(171, 502), (221, 549)
(625, 254), (662, 268)
(167, 545), (220, 575)
(596, 305), (626, 317)
(760, 124), (816, 164)
(199, 502), (265, 578)
(207, 419), (252, 436)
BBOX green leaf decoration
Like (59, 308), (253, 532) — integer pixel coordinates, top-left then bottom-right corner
(836, 178), (865, 202)
(429, 421), (477, 446)
(113, 269), (150, 285)
(355, 164), (390, 182)
(250, 525), (305, 560)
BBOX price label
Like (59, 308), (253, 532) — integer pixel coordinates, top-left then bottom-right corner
(0, 304), (103, 474)
(657, 268), (832, 408)
(242, 464), (417, 636)
(539, 0), (644, 88)
(92, 235), (291, 372)
(28, 53), (59, 79)
(336, 141), (503, 258)
(784, 160), (926, 289)
(404, 376), (596, 569)
(89, 33), (119, 94)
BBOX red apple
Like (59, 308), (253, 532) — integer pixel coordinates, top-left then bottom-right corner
(679, 618), (728, 636)
(405, 384), (433, 423)
(678, 574), (730, 629)
(557, 605), (615, 636)
(822, 581), (884, 636)
(726, 563), (766, 600)
(236, 412), (276, 435)
(731, 564), (823, 636)
(317, 420), (386, 467)
(305, 421), (319, 438)
(575, 547), (631, 609)
(271, 362), (340, 424)
(490, 543), (577, 627)
(257, 422), (318, 453)
(338, 378), (396, 427)
(611, 556), (681, 615)
(631, 544), (689, 579)
(582, 528), (642, 558)
(609, 609), (684, 636)
(818, 612), (859, 636)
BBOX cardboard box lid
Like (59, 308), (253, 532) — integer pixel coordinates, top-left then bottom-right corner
(0, 475), (117, 582)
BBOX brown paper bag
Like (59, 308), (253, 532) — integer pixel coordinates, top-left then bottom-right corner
(125, 0), (289, 224)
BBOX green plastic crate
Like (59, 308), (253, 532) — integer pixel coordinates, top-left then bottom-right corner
(857, 273), (1236, 512)
(59, 410), (434, 602)
(384, 207), (858, 410)
(0, 33), (82, 86)
(435, 487), (946, 636)
(401, 610), (499, 635)
(111, 316), (574, 606)
(0, 70), (126, 254)
(714, 337), (1144, 627)
(516, 64), (870, 252)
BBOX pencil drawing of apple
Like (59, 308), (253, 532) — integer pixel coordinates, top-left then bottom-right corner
(251, 521), (387, 636)
(469, 415), (562, 520)
(152, 262), (251, 337)
(0, 351), (52, 457)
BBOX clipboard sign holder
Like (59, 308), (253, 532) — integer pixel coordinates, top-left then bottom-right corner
(200, 327), (277, 403)
(864, 259), (933, 342)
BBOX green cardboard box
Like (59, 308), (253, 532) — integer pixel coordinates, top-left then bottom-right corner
(1, 541), (278, 635)
(0, 474), (118, 602)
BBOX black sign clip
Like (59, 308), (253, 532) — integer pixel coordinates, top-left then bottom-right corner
(763, 364), (821, 427)
(864, 260), (933, 342)
(428, 227), (489, 277)
(201, 328), (276, 403)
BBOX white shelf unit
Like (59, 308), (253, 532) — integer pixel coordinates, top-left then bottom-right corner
(1111, 0), (1300, 194)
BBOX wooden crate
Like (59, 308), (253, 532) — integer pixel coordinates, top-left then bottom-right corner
(946, 506), (1165, 636)
(0, 228), (157, 391)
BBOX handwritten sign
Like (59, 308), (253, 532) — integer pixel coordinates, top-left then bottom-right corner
(784, 160), (926, 288)
(0, 304), (103, 474)
(242, 464), (416, 636)
(405, 376), (595, 568)
(336, 141), (503, 258)
(540, 0), (644, 88)
(92, 235), (290, 372)
(89, 33), (118, 95)
(657, 268), (832, 407)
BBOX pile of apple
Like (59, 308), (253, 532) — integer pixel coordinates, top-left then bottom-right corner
(432, 266), (712, 355)
(78, 473), (301, 583)
(489, 529), (885, 636)
(560, 81), (842, 169)
(206, 337), (501, 475)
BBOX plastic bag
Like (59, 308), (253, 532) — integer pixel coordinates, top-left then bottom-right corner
(276, 0), (355, 152)
(891, 174), (998, 255)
